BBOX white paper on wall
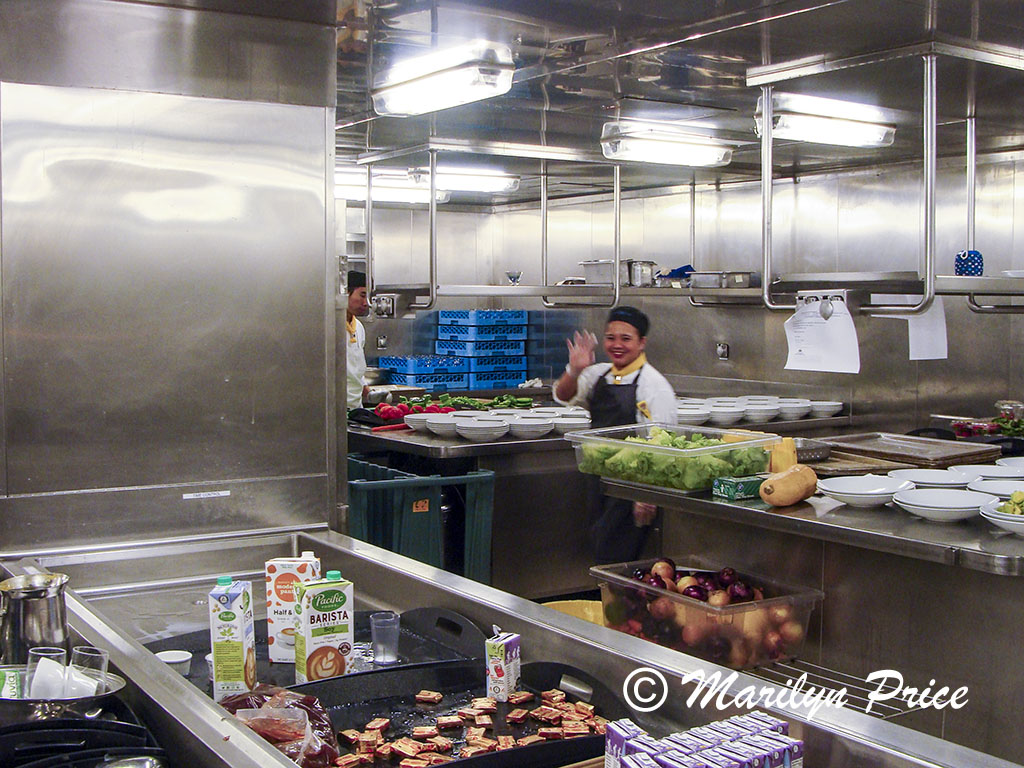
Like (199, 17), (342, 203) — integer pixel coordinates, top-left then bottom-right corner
(870, 294), (948, 361)
(784, 299), (861, 374)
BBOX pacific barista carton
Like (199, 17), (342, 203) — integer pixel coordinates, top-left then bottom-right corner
(294, 570), (353, 683)
(484, 630), (520, 702)
(209, 576), (256, 702)
(265, 550), (320, 663)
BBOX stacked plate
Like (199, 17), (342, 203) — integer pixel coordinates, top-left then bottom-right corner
(425, 414), (459, 437)
(552, 415), (592, 434)
(950, 464), (1024, 482)
(967, 479), (1024, 499)
(455, 417), (510, 442)
(778, 398), (812, 419)
(817, 475), (914, 507)
(887, 468), (970, 489)
(508, 414), (555, 439)
(980, 497), (1024, 536)
(809, 400), (844, 417)
(892, 488), (996, 522)
(676, 405), (711, 425)
(997, 457), (1024, 470)
(708, 404), (745, 426)
(403, 412), (432, 432)
(742, 402), (780, 423)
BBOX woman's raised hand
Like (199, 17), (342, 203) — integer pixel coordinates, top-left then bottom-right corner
(566, 330), (597, 376)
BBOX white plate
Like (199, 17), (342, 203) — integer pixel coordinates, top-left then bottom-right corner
(552, 417), (591, 434)
(508, 416), (555, 439)
(809, 401), (844, 417)
(425, 414), (459, 437)
(950, 464), (1024, 481)
(778, 406), (812, 419)
(966, 479), (1024, 499)
(455, 420), (509, 442)
(892, 489), (995, 522)
(778, 398), (812, 406)
(997, 457), (1024, 469)
(817, 475), (914, 507)
(677, 412), (710, 425)
(404, 413), (432, 431)
(981, 511), (1024, 536)
(707, 410), (745, 426)
(887, 469), (970, 488)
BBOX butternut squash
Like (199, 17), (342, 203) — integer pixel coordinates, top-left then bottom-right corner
(759, 464), (818, 507)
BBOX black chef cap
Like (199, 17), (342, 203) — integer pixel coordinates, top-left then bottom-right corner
(607, 305), (649, 337)
(347, 270), (366, 293)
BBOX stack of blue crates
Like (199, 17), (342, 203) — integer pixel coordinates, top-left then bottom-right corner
(435, 310), (529, 390)
(376, 355), (470, 392)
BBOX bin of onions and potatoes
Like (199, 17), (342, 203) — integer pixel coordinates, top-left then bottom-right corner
(590, 558), (823, 669)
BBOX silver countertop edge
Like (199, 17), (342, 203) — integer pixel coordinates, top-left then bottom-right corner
(602, 480), (1024, 576)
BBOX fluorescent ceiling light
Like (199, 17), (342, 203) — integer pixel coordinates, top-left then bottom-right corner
(600, 122), (733, 167)
(408, 166), (520, 193)
(334, 169), (450, 204)
(755, 94), (896, 148)
(371, 40), (514, 117)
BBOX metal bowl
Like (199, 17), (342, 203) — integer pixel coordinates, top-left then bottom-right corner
(0, 665), (127, 726)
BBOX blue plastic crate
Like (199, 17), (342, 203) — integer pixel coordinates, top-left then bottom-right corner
(437, 324), (527, 341)
(438, 309), (528, 326)
(435, 339), (526, 357)
(465, 355), (528, 373)
(468, 371), (529, 390)
(387, 371), (469, 392)
(378, 355), (469, 375)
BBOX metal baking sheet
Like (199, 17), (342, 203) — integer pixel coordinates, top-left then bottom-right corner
(807, 450), (917, 477)
(819, 433), (1002, 468)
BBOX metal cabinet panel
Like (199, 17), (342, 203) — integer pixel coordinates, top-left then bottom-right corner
(1, 83), (329, 493)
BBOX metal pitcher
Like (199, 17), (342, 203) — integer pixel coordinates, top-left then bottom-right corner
(0, 573), (69, 664)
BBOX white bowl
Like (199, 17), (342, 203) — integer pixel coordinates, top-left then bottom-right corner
(450, 410), (485, 420)
(809, 401), (844, 417)
(743, 405), (780, 423)
(456, 419), (509, 442)
(156, 649), (193, 675)
(707, 397), (740, 406)
(778, 398), (812, 406)
(778, 407), (812, 420)
(981, 511), (1024, 536)
(817, 475), (914, 507)
(997, 457), (1024, 469)
(979, 497), (1024, 519)
(404, 413), (432, 432)
(708, 406), (745, 426)
(489, 408), (528, 417)
(508, 415), (555, 439)
(740, 396), (780, 404)
(552, 416), (591, 434)
(892, 489), (995, 522)
(950, 464), (1024, 481)
(676, 409), (711, 425)
(425, 414), (459, 437)
(967, 479), (1024, 499)
(887, 469), (971, 488)
(678, 398), (708, 407)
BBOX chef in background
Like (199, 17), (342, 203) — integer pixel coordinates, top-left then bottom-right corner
(554, 306), (677, 563)
(346, 270), (370, 411)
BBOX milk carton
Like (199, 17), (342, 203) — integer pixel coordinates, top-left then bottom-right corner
(294, 570), (353, 683)
(266, 550), (320, 663)
(209, 576), (256, 702)
(485, 631), (520, 702)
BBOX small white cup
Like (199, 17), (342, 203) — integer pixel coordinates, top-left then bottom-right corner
(155, 650), (193, 675)
(205, 652), (214, 681)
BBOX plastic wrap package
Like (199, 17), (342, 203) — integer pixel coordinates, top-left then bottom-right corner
(221, 684), (340, 768)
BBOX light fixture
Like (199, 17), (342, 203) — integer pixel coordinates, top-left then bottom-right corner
(334, 169), (450, 204)
(408, 166), (520, 193)
(754, 94), (896, 148)
(599, 122), (734, 167)
(371, 40), (515, 117)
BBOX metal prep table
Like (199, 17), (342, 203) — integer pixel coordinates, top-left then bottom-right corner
(3, 530), (1018, 768)
(602, 480), (1024, 763)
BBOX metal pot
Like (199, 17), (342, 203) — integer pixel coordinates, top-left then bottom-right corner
(0, 664), (127, 726)
(0, 573), (69, 665)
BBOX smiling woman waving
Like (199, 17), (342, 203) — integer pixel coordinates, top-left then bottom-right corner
(554, 306), (678, 563)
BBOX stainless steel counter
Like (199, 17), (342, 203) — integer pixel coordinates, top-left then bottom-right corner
(602, 480), (1024, 576)
(348, 424), (572, 458)
(5, 532), (1018, 768)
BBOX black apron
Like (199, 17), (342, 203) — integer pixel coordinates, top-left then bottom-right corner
(587, 365), (651, 564)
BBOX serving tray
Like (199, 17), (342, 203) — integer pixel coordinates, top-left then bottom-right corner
(820, 432), (1001, 469)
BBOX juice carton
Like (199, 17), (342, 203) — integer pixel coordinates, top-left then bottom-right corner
(605, 719), (645, 768)
(266, 550), (320, 663)
(294, 570), (353, 683)
(484, 630), (520, 702)
(209, 576), (256, 702)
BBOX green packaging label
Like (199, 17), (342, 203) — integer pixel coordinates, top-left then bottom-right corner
(0, 670), (21, 699)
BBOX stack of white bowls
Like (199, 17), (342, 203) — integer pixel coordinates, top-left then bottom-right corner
(966, 479), (1024, 499)
(740, 397), (781, 423)
(891, 488), (996, 522)
(809, 400), (844, 417)
(887, 469), (970, 489)
(817, 475), (914, 507)
(425, 413), (459, 437)
(508, 414), (555, 439)
(950, 464), (1024, 482)
(552, 414), (592, 434)
(708, 403), (745, 426)
(676, 404), (711, 425)
(980, 497), (1024, 536)
(778, 398), (812, 420)
(997, 457), (1024, 470)
(455, 416), (510, 442)
(403, 412), (433, 432)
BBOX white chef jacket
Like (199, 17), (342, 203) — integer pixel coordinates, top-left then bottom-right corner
(553, 362), (678, 426)
(346, 317), (367, 411)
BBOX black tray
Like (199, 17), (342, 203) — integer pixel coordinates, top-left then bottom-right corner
(145, 607), (485, 694)
(292, 659), (627, 768)
(0, 720), (149, 768)
(17, 747), (168, 768)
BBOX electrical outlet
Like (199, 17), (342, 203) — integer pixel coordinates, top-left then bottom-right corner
(376, 335), (388, 351)
(716, 342), (730, 360)
(371, 294), (397, 318)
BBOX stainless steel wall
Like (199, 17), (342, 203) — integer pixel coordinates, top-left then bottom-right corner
(0, 1), (337, 553)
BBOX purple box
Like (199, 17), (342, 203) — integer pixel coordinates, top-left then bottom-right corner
(655, 750), (705, 768)
(626, 735), (668, 757)
(705, 721), (747, 741)
(665, 733), (715, 755)
(689, 727), (729, 747)
(622, 754), (661, 768)
(740, 736), (787, 768)
(695, 747), (742, 768)
(758, 734), (803, 768)
(745, 712), (788, 735)
(716, 741), (766, 768)
(726, 715), (772, 736)
(606, 720), (646, 768)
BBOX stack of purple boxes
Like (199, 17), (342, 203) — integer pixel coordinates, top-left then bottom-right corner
(605, 714), (804, 768)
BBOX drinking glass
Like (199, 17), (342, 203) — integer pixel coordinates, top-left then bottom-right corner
(65, 646), (108, 696)
(27, 647), (66, 699)
(370, 611), (400, 665)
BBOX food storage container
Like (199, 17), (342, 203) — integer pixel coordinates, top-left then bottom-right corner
(689, 271), (725, 288)
(565, 423), (780, 492)
(627, 260), (656, 287)
(591, 557), (823, 669)
(579, 259), (629, 286)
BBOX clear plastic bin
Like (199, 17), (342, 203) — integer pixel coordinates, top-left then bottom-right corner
(565, 423), (780, 492)
(591, 557), (823, 669)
